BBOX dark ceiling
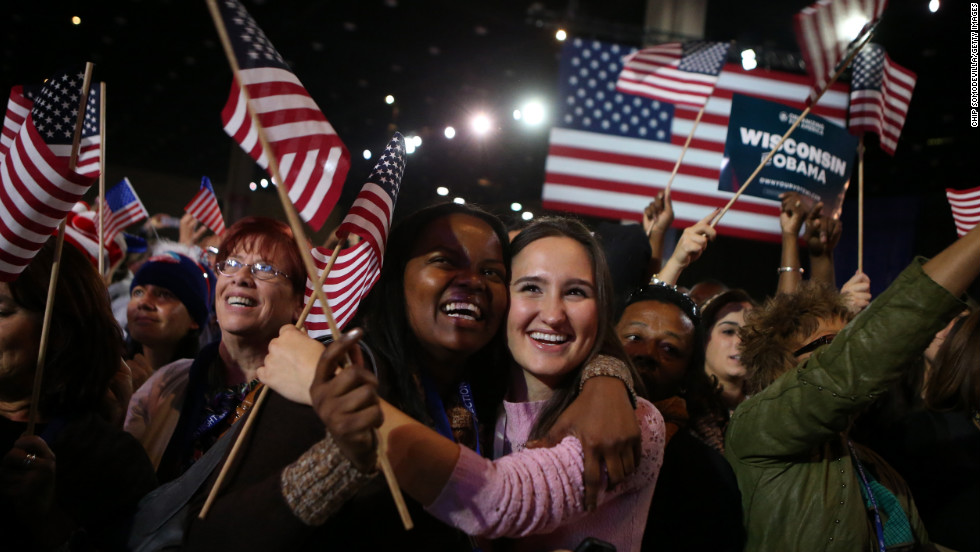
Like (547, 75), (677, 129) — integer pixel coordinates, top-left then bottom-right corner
(1, 0), (973, 255)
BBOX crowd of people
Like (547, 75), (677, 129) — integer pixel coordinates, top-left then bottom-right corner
(0, 191), (977, 552)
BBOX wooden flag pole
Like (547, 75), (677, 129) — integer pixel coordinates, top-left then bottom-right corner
(664, 104), (706, 195)
(203, 1), (411, 529)
(857, 137), (865, 273)
(711, 30), (876, 229)
(297, 239), (344, 326)
(26, 63), (95, 436)
(98, 82), (107, 278)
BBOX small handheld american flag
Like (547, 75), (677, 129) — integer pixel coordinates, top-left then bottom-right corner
(305, 133), (406, 338)
(101, 177), (149, 245)
(0, 65), (99, 282)
(616, 41), (730, 108)
(184, 176), (226, 236)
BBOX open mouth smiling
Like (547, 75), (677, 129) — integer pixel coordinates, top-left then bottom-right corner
(441, 301), (483, 321)
(227, 296), (257, 307)
(529, 331), (570, 344)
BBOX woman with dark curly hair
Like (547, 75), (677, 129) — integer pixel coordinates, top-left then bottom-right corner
(726, 222), (980, 551)
(0, 238), (157, 551)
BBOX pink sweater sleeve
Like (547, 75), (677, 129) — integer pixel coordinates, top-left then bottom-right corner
(426, 398), (665, 539)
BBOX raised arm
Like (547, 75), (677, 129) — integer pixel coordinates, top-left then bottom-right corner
(802, 204), (841, 288)
(657, 209), (720, 286)
(776, 192), (806, 295)
(643, 189), (674, 280)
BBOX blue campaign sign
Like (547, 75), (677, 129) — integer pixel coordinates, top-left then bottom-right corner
(718, 93), (857, 217)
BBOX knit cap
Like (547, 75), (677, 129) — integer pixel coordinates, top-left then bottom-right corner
(131, 252), (213, 327)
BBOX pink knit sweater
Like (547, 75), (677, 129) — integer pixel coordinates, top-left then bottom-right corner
(426, 397), (665, 552)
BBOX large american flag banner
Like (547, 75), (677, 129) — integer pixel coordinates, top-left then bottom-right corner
(0, 67), (99, 281)
(0, 82), (100, 177)
(304, 133), (406, 339)
(100, 177), (149, 245)
(794, 0), (888, 101)
(946, 186), (980, 237)
(615, 41), (730, 108)
(185, 176), (226, 236)
(848, 43), (915, 155)
(543, 38), (849, 242)
(214, 0), (350, 231)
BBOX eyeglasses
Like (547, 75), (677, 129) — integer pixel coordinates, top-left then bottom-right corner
(793, 334), (836, 357)
(216, 258), (289, 281)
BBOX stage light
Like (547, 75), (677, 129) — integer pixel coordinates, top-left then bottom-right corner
(471, 114), (492, 135)
(556, 29), (567, 41)
(841, 16), (868, 41)
(513, 109), (522, 121)
(406, 139), (417, 154)
(741, 49), (757, 71)
(412, 135), (422, 147)
(362, 149), (372, 160)
(385, 95), (395, 105)
(436, 186), (449, 196)
(929, 0), (939, 12)
(522, 101), (545, 125)
(521, 211), (533, 221)
(249, 182), (257, 191)
(510, 202), (522, 212)
(260, 178), (269, 189)
(444, 126), (456, 139)
(453, 197), (466, 205)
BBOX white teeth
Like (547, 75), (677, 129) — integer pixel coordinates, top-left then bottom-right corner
(228, 296), (257, 307)
(530, 331), (568, 344)
(442, 302), (482, 320)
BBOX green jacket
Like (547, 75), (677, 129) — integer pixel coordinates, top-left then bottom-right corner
(724, 260), (965, 551)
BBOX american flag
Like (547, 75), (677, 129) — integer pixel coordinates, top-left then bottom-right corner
(615, 41), (730, 108)
(946, 186), (980, 237)
(304, 133), (406, 339)
(1, 82), (101, 177)
(0, 66), (99, 282)
(184, 176), (226, 236)
(0, 86), (33, 161)
(214, 0), (350, 231)
(794, 0), (888, 101)
(543, 38), (849, 242)
(848, 43), (915, 155)
(100, 177), (149, 245)
(64, 207), (124, 271)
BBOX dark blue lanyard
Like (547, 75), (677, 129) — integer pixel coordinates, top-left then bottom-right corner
(421, 373), (481, 458)
(848, 440), (887, 552)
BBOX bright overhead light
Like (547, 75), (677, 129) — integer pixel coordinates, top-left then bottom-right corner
(249, 182), (257, 191)
(522, 101), (545, 125)
(444, 126), (456, 139)
(453, 197), (466, 205)
(412, 135), (422, 147)
(71, 16), (82, 25)
(928, 0), (939, 12)
(406, 140), (417, 154)
(521, 211), (534, 221)
(260, 179), (269, 189)
(362, 149), (372, 160)
(385, 95), (395, 105)
(555, 29), (567, 41)
(840, 15), (868, 41)
(436, 186), (449, 196)
(510, 202), (522, 211)
(471, 114), (492, 135)
(741, 57), (758, 71)
(513, 109), (522, 121)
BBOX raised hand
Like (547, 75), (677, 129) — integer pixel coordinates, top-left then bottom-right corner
(642, 189), (674, 236)
(840, 271), (872, 314)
